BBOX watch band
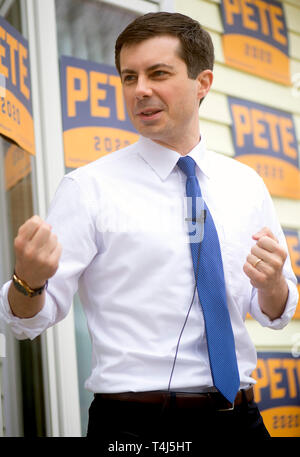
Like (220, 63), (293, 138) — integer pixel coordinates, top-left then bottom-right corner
(12, 271), (48, 298)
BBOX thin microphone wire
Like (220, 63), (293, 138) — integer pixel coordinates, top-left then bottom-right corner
(167, 216), (204, 392)
(159, 210), (206, 420)
(167, 281), (197, 392)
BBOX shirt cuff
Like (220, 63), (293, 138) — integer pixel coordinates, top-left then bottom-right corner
(250, 278), (299, 329)
(0, 280), (56, 340)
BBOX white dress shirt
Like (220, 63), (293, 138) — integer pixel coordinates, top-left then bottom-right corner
(0, 136), (298, 394)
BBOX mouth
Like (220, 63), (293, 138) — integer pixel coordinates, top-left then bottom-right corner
(137, 108), (163, 120)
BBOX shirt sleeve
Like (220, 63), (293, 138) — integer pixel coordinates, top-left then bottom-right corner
(249, 177), (299, 329)
(0, 176), (99, 340)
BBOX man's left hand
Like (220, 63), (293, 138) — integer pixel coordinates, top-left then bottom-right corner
(243, 226), (287, 293)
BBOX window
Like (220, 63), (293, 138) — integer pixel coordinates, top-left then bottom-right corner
(0, 0), (46, 437)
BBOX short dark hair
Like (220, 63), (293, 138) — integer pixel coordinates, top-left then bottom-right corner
(115, 12), (214, 79)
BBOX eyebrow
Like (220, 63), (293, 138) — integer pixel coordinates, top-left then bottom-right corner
(120, 63), (175, 76)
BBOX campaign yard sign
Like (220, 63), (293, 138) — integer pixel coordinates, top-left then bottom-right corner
(253, 352), (300, 437)
(228, 96), (300, 199)
(60, 56), (139, 168)
(0, 16), (34, 154)
(220, 0), (290, 85)
(4, 144), (31, 190)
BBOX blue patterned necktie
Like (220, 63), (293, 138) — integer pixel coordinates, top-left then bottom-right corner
(177, 155), (240, 404)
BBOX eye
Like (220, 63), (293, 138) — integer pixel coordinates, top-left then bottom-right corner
(152, 70), (168, 78)
(122, 74), (136, 84)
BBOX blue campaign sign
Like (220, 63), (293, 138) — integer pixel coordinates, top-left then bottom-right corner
(220, 0), (290, 84)
(0, 15), (34, 154)
(228, 96), (300, 199)
(60, 56), (138, 167)
(253, 352), (300, 436)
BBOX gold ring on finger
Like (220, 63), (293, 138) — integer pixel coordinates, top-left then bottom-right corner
(254, 258), (262, 268)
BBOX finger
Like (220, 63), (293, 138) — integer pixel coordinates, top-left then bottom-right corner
(246, 254), (273, 275)
(252, 227), (278, 243)
(247, 254), (263, 269)
(18, 215), (48, 242)
(30, 222), (53, 250)
(38, 232), (59, 257)
(251, 244), (285, 272)
(243, 260), (266, 285)
(251, 243), (277, 261)
(252, 238), (287, 266)
(254, 235), (278, 253)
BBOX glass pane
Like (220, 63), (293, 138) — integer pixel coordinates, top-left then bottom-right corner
(5, 0), (22, 33)
(55, 0), (139, 436)
(56, 0), (138, 65)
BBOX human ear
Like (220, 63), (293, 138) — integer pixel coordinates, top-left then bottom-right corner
(197, 70), (213, 101)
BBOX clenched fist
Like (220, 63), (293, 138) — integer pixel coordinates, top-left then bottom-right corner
(243, 227), (287, 292)
(14, 215), (62, 289)
(243, 226), (289, 320)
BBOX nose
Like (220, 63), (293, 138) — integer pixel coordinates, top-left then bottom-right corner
(135, 76), (152, 99)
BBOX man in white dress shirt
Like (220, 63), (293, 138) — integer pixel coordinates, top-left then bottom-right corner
(0, 12), (298, 444)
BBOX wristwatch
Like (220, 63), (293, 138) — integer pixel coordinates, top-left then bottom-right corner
(12, 271), (48, 298)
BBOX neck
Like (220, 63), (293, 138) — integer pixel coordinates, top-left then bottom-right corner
(153, 134), (201, 156)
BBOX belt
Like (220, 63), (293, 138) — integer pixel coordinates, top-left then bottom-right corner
(95, 387), (254, 412)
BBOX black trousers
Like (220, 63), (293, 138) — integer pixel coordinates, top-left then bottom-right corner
(87, 391), (270, 449)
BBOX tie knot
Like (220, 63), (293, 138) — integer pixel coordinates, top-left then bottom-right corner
(177, 156), (196, 178)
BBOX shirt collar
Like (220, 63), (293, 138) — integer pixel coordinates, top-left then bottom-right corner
(137, 135), (211, 181)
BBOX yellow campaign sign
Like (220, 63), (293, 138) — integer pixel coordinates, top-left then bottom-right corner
(220, 0), (290, 85)
(261, 406), (300, 437)
(228, 97), (300, 199)
(63, 127), (139, 168)
(252, 353), (300, 437)
(0, 16), (35, 155)
(60, 56), (139, 168)
(4, 144), (31, 190)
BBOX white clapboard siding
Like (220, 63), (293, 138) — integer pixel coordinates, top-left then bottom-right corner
(273, 198), (300, 228)
(289, 32), (300, 61)
(285, 0), (300, 7)
(199, 119), (234, 155)
(200, 90), (231, 125)
(213, 63), (300, 115)
(175, 0), (223, 32)
(209, 31), (224, 63)
(291, 59), (300, 76)
(285, 3), (300, 34)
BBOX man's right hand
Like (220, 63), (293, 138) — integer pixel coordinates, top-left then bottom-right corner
(14, 215), (62, 289)
(8, 215), (62, 319)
